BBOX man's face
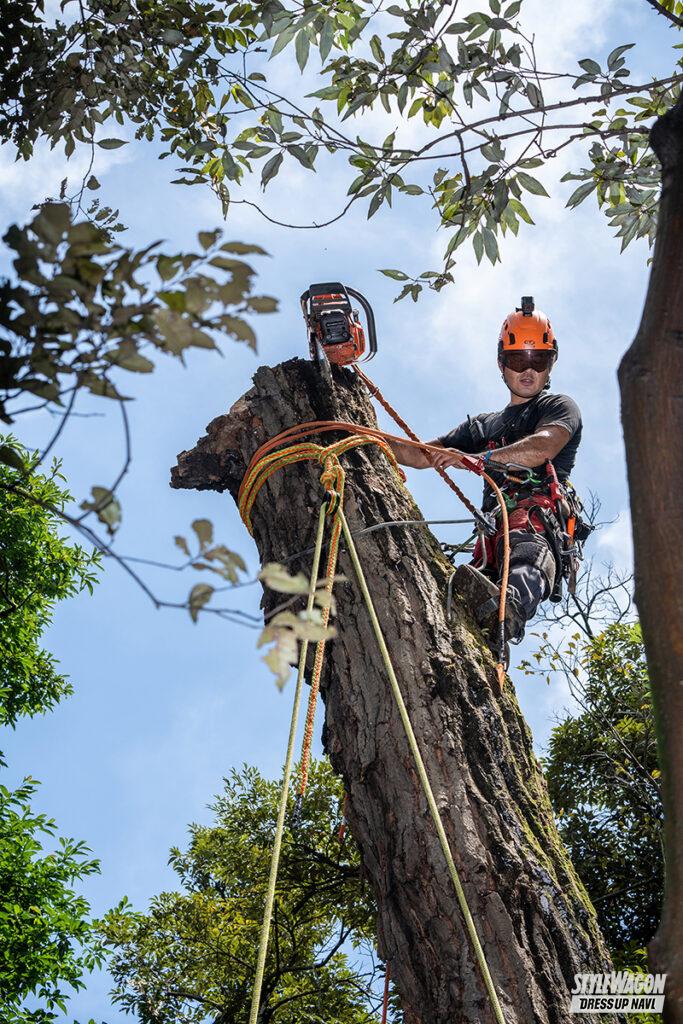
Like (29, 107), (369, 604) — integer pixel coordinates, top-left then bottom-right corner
(499, 351), (553, 400)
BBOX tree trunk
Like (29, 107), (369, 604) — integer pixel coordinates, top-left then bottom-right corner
(619, 95), (683, 1023)
(171, 358), (614, 1024)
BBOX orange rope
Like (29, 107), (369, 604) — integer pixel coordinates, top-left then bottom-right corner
(298, 501), (342, 796)
(354, 366), (482, 523)
(381, 962), (391, 1024)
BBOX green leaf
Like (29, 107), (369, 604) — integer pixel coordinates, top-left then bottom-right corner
(516, 171), (549, 197)
(198, 230), (220, 250)
(259, 562), (310, 594)
(295, 30), (310, 71)
(0, 444), (25, 471)
(379, 269), (409, 281)
(34, 202), (70, 244)
(247, 296), (278, 313)
(509, 197), (534, 224)
(174, 536), (191, 558)
(319, 17), (335, 61)
(482, 226), (499, 264)
(157, 255), (180, 281)
(270, 23), (298, 59)
(203, 544), (247, 583)
(154, 309), (217, 354)
(220, 241), (268, 255)
(607, 44), (634, 70)
(370, 34), (385, 62)
(367, 189), (384, 219)
(578, 58), (601, 76)
(97, 138), (128, 150)
(258, 622), (297, 689)
(261, 152), (283, 189)
(79, 486), (122, 536)
(106, 344), (154, 373)
(473, 231), (484, 265)
(566, 181), (595, 208)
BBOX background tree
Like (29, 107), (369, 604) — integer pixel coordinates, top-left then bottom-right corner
(101, 759), (383, 1024)
(539, 623), (662, 960)
(0, 439), (103, 1023)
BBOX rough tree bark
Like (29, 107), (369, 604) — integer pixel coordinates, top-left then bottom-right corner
(172, 359), (615, 1024)
(619, 95), (683, 1023)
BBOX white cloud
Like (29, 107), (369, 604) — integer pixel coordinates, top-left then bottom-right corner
(596, 509), (634, 570)
(0, 134), (134, 224)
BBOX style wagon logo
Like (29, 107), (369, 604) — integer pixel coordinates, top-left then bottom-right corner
(570, 973), (666, 1014)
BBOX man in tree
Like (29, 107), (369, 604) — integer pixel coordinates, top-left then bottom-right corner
(389, 296), (583, 645)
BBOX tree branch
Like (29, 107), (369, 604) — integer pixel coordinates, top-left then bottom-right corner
(643, 0), (683, 27)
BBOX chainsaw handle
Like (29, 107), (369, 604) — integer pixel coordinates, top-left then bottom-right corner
(346, 285), (377, 359)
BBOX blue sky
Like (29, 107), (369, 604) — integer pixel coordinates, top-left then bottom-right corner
(1, 1), (676, 1019)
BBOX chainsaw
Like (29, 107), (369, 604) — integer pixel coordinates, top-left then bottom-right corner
(300, 282), (377, 367)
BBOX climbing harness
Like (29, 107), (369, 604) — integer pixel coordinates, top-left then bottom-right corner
(474, 456), (593, 601)
(241, 430), (509, 1024)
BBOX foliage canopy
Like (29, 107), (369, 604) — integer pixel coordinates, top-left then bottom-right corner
(0, 441), (99, 726)
(3, 0), (681, 304)
(542, 623), (662, 955)
(101, 760), (383, 1023)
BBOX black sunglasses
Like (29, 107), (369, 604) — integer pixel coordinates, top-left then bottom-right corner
(502, 350), (554, 373)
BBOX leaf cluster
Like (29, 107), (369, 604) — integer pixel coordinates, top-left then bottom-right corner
(0, 203), (276, 424)
(257, 562), (340, 688)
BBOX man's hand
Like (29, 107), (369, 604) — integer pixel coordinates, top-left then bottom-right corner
(387, 438), (466, 471)
(427, 446), (467, 471)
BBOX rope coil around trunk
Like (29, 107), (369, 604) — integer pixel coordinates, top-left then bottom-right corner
(240, 435), (507, 1024)
(240, 416), (510, 688)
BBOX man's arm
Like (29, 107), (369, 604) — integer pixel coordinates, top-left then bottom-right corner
(483, 424), (571, 468)
(389, 416), (474, 470)
(428, 424), (572, 471)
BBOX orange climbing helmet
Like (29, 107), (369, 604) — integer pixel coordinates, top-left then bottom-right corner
(498, 296), (558, 359)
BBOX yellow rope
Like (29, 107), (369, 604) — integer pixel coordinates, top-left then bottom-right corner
(247, 503), (328, 1024)
(339, 507), (506, 1024)
(245, 438), (507, 1024)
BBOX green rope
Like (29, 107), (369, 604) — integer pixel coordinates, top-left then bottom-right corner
(247, 502), (328, 1024)
(338, 508), (507, 1024)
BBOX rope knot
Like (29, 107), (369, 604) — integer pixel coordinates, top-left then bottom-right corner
(319, 453), (345, 515)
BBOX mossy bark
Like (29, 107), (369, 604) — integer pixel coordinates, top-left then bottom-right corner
(172, 358), (615, 1024)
